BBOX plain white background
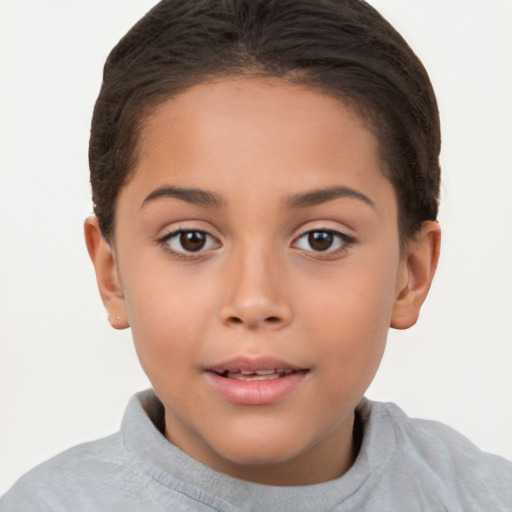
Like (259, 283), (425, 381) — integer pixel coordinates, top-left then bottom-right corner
(0, 0), (511, 494)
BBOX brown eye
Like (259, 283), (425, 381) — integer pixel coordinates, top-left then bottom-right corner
(180, 231), (207, 252)
(163, 229), (218, 255)
(295, 229), (350, 253)
(308, 231), (334, 251)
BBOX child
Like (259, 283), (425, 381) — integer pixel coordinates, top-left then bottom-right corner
(1, 0), (511, 510)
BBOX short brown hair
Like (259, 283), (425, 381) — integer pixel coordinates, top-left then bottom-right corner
(89, 0), (441, 242)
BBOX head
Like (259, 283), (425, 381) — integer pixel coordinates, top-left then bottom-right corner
(85, 0), (441, 485)
(89, 0), (440, 245)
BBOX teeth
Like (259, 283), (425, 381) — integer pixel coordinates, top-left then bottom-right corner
(222, 369), (295, 381)
(231, 372), (281, 381)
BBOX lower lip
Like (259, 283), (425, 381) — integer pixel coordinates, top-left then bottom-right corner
(205, 371), (307, 405)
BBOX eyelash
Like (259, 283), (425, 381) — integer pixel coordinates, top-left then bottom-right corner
(293, 229), (354, 258)
(157, 229), (220, 260)
(157, 228), (354, 260)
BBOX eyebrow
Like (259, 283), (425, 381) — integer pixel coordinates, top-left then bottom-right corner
(140, 184), (375, 211)
(141, 185), (225, 209)
(287, 185), (376, 210)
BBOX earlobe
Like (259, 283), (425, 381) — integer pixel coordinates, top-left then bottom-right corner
(390, 221), (441, 330)
(84, 216), (129, 330)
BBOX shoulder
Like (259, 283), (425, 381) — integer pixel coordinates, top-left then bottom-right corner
(360, 399), (512, 509)
(382, 400), (512, 476)
(0, 390), (207, 512)
(0, 434), (133, 511)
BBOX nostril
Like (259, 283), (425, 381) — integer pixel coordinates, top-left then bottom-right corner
(227, 315), (281, 325)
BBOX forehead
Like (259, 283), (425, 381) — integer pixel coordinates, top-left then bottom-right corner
(141, 77), (373, 146)
(120, 77), (395, 221)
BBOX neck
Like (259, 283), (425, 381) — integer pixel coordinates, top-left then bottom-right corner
(166, 410), (360, 486)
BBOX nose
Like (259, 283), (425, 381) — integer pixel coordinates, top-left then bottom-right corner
(219, 247), (293, 330)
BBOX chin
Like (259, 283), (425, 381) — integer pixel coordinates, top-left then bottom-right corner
(205, 425), (311, 467)
(223, 444), (298, 467)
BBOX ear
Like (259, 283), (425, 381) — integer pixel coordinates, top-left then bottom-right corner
(391, 221), (441, 330)
(84, 216), (129, 330)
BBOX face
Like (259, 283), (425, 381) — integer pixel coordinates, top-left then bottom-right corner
(103, 78), (413, 485)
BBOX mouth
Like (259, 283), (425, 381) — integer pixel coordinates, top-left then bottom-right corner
(205, 357), (308, 405)
(213, 368), (299, 381)
(207, 355), (307, 380)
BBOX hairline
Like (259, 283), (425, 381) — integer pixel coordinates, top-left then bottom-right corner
(106, 71), (409, 242)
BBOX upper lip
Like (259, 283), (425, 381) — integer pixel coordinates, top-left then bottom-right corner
(206, 355), (305, 374)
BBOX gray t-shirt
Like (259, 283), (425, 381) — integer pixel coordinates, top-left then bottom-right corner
(1, 389), (511, 511)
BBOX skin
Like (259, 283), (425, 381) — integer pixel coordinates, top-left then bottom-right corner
(85, 77), (440, 486)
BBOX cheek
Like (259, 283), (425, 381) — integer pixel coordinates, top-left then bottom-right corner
(301, 250), (400, 385)
(305, 248), (399, 331)
(123, 251), (216, 328)
(120, 262), (216, 383)
(307, 289), (389, 367)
